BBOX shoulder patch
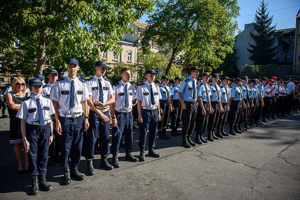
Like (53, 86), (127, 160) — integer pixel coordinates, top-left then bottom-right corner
(77, 76), (86, 83)
(184, 78), (189, 82)
(22, 96), (30, 102)
(114, 82), (120, 87)
(200, 82), (204, 86)
(86, 77), (94, 81)
(103, 76), (109, 81)
(57, 77), (65, 82)
(139, 83), (145, 86)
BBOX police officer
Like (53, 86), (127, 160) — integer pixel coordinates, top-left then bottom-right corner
(262, 79), (275, 122)
(170, 77), (182, 136)
(277, 78), (286, 118)
(241, 76), (252, 131)
(195, 72), (212, 144)
(271, 76), (279, 120)
(35, 74), (46, 86)
(155, 79), (161, 86)
(158, 76), (172, 140)
(216, 76), (231, 137)
(17, 77), (55, 195)
(85, 61), (115, 172)
(229, 78), (244, 135)
(227, 79), (236, 123)
(50, 58), (89, 185)
(136, 69), (162, 161)
(207, 74), (224, 141)
(42, 69), (60, 166)
(256, 77), (266, 125)
(249, 79), (259, 128)
(177, 66), (199, 148)
(110, 66), (139, 167)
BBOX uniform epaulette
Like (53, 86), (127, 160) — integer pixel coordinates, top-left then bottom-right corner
(22, 96), (30, 102)
(86, 77), (93, 81)
(139, 82), (145, 86)
(77, 76), (86, 83)
(114, 82), (120, 87)
(57, 76), (65, 82)
(200, 82), (204, 86)
(103, 76), (109, 81)
(184, 78), (189, 82)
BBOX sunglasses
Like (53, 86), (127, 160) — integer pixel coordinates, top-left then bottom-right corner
(16, 83), (25, 86)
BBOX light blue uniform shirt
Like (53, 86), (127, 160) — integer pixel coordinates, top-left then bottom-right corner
(160, 84), (171, 100)
(171, 84), (180, 100)
(257, 83), (265, 97)
(177, 76), (197, 102)
(231, 85), (242, 101)
(197, 82), (211, 102)
(220, 85), (230, 103)
(242, 83), (251, 100)
(252, 86), (259, 99)
(210, 82), (221, 102)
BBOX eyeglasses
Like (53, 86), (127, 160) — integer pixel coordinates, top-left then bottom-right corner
(16, 83), (25, 86)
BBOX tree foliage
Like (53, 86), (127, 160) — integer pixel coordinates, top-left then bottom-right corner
(215, 49), (239, 78)
(105, 62), (136, 85)
(247, 0), (277, 65)
(140, 0), (240, 75)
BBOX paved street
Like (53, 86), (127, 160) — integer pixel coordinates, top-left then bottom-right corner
(0, 114), (300, 200)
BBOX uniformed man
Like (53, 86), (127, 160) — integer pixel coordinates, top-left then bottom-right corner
(110, 66), (139, 167)
(85, 61), (115, 173)
(207, 74), (224, 141)
(136, 69), (162, 161)
(216, 76), (231, 137)
(195, 72), (212, 144)
(170, 77), (182, 136)
(229, 78), (244, 135)
(168, 79), (175, 88)
(50, 58), (89, 185)
(227, 79), (236, 123)
(157, 76), (172, 140)
(249, 79), (259, 128)
(262, 79), (275, 122)
(155, 79), (161, 86)
(42, 69), (60, 166)
(177, 66), (199, 148)
(256, 77), (266, 126)
(271, 76), (279, 120)
(241, 76), (252, 131)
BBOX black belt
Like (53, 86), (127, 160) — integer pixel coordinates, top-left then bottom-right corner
(222, 103), (228, 105)
(184, 101), (196, 104)
(160, 100), (170, 103)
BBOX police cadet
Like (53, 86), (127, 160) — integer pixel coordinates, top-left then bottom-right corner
(136, 69), (162, 161)
(277, 77), (286, 118)
(17, 77), (55, 195)
(35, 74), (46, 86)
(170, 76), (182, 136)
(110, 66), (139, 167)
(85, 61), (115, 172)
(262, 79), (275, 122)
(229, 78), (244, 135)
(271, 76), (279, 120)
(42, 69), (59, 166)
(50, 58), (90, 185)
(256, 77), (266, 125)
(158, 75), (172, 140)
(227, 79), (236, 123)
(216, 76), (231, 137)
(177, 66), (199, 148)
(207, 74), (224, 141)
(195, 72), (212, 144)
(249, 79), (259, 128)
(241, 76), (252, 131)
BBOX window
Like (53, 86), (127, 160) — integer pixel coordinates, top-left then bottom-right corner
(113, 53), (118, 61)
(103, 52), (108, 60)
(290, 36), (295, 43)
(127, 51), (132, 62)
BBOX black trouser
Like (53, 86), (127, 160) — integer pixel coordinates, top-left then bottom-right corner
(217, 103), (229, 131)
(195, 101), (210, 136)
(262, 97), (272, 119)
(171, 100), (182, 132)
(207, 101), (220, 132)
(48, 118), (60, 159)
(288, 95), (293, 113)
(271, 96), (279, 118)
(229, 100), (242, 129)
(158, 100), (171, 132)
(241, 99), (250, 125)
(250, 98), (259, 123)
(255, 98), (263, 123)
(277, 97), (284, 116)
(181, 101), (197, 138)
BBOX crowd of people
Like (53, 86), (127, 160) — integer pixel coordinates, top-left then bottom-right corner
(2, 58), (300, 195)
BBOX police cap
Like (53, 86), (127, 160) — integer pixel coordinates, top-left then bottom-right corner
(146, 69), (156, 75)
(67, 58), (79, 66)
(29, 78), (43, 86)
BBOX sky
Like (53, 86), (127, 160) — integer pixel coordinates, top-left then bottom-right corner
(139, 0), (300, 33)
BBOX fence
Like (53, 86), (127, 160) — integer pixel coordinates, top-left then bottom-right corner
(240, 65), (300, 79)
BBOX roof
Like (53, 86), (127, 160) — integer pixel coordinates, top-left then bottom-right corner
(274, 28), (295, 35)
(134, 21), (149, 30)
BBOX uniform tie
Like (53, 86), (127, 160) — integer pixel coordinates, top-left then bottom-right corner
(192, 80), (196, 100)
(166, 86), (170, 100)
(224, 86), (228, 103)
(150, 84), (155, 105)
(124, 84), (129, 108)
(205, 84), (210, 102)
(214, 84), (220, 101)
(36, 98), (45, 125)
(70, 80), (75, 108)
(98, 79), (103, 103)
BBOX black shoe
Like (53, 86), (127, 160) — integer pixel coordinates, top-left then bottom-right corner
(112, 155), (120, 168)
(234, 129), (242, 133)
(200, 135), (208, 143)
(125, 151), (138, 162)
(182, 137), (191, 148)
(94, 148), (101, 155)
(63, 166), (71, 185)
(48, 157), (55, 166)
(187, 136), (196, 146)
(148, 148), (160, 158)
(282, 114), (288, 117)
(86, 160), (95, 175)
(229, 129), (236, 135)
(212, 133), (219, 140)
(162, 131), (169, 139)
(71, 166), (85, 180)
(207, 137), (214, 142)
(216, 130), (223, 138)
(159, 131), (168, 140)
(221, 129), (229, 136)
(100, 156), (114, 170)
(195, 134), (202, 144)
(207, 131), (214, 142)
(39, 173), (52, 191)
(258, 122), (263, 126)
(31, 175), (39, 195)
(139, 148), (145, 162)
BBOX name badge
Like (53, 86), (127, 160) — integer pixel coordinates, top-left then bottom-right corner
(143, 92), (149, 95)
(222, 92), (225, 95)
(77, 90), (83, 95)
(118, 92), (125, 96)
(103, 87), (109, 90)
(154, 92), (158, 95)
(129, 92), (133, 96)
(188, 87), (193, 90)
(28, 108), (37, 113)
(163, 91), (166, 94)
(61, 90), (69, 95)
(213, 90), (216, 92)
(43, 106), (50, 110)
(92, 87), (98, 90)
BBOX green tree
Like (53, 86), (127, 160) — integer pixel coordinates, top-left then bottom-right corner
(247, 0), (277, 65)
(140, 0), (240, 75)
(0, 0), (154, 75)
(216, 49), (239, 78)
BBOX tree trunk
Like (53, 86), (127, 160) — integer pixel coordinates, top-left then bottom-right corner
(36, 28), (46, 75)
(165, 47), (178, 76)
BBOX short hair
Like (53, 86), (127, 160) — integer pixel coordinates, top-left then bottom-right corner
(12, 77), (26, 93)
(121, 66), (130, 74)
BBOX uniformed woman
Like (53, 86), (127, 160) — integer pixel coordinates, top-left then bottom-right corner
(16, 77), (55, 195)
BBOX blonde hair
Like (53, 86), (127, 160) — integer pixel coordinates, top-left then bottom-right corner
(12, 77), (26, 93)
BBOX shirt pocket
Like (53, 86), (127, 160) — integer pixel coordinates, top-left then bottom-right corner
(43, 106), (51, 119)
(142, 88), (150, 105)
(28, 107), (38, 120)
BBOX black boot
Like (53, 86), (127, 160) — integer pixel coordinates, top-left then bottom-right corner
(195, 133), (202, 144)
(148, 147), (160, 158)
(112, 154), (120, 168)
(200, 135), (208, 143)
(87, 160), (95, 175)
(221, 127), (229, 136)
(125, 151), (138, 162)
(207, 131), (214, 142)
(159, 131), (167, 140)
(187, 136), (196, 146)
(63, 165), (71, 185)
(216, 129), (223, 138)
(139, 148), (145, 162)
(229, 127), (236, 135)
(100, 155), (114, 170)
(234, 125), (242, 133)
(239, 124), (245, 132)
(162, 130), (169, 140)
(244, 123), (249, 130)
(71, 166), (85, 180)
(39, 173), (52, 191)
(262, 117), (268, 123)
(31, 175), (39, 195)
(212, 131), (219, 140)
(182, 136), (191, 148)
(171, 129), (177, 136)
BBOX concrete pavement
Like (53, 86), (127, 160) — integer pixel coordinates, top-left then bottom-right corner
(0, 114), (300, 200)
